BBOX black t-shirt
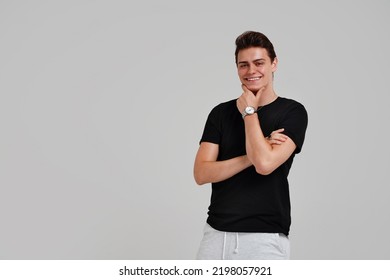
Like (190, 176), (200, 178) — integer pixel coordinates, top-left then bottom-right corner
(200, 97), (308, 236)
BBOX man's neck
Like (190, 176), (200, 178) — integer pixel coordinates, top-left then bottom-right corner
(255, 88), (278, 107)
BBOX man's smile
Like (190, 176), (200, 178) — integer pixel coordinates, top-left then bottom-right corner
(245, 76), (262, 82)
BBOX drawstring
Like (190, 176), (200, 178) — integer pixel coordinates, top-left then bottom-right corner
(222, 232), (227, 260)
(222, 232), (239, 259)
(234, 233), (239, 254)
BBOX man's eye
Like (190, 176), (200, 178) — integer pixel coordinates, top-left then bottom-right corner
(255, 62), (264, 66)
(240, 64), (248, 68)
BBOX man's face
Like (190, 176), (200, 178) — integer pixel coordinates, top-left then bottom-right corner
(237, 47), (278, 93)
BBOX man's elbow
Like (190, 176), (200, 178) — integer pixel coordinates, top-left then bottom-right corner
(193, 171), (207, 186)
(194, 176), (206, 186)
(253, 162), (275, 176)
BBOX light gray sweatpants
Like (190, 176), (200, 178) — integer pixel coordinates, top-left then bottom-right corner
(196, 223), (290, 260)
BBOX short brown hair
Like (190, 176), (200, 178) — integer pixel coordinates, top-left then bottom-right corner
(235, 31), (277, 64)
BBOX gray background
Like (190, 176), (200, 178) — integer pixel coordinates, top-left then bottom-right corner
(1, 0), (389, 259)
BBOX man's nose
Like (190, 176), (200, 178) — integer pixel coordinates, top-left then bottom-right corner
(248, 64), (256, 73)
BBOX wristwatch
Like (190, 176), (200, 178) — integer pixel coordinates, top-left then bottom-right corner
(242, 106), (256, 119)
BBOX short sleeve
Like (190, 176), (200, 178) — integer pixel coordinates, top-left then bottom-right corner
(279, 103), (308, 154)
(199, 105), (222, 145)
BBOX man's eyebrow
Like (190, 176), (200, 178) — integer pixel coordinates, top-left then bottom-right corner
(238, 58), (265, 64)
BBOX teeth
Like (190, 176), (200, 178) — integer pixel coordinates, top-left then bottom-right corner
(246, 77), (260, 81)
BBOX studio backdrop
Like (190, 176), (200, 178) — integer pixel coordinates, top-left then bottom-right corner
(1, 0), (389, 259)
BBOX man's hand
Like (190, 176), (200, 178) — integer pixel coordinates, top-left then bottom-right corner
(236, 84), (265, 114)
(266, 128), (288, 145)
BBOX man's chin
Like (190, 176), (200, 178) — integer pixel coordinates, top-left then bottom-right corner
(246, 86), (261, 94)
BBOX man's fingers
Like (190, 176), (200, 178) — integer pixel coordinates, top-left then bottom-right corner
(271, 139), (283, 145)
(266, 137), (283, 145)
(269, 128), (287, 141)
(273, 128), (285, 133)
(255, 86), (266, 99)
(268, 130), (288, 142)
(271, 133), (287, 140)
(241, 84), (251, 94)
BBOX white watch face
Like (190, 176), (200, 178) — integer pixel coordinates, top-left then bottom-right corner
(245, 106), (255, 114)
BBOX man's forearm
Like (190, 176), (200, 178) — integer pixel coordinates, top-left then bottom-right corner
(244, 114), (296, 175)
(244, 114), (274, 174)
(194, 155), (252, 185)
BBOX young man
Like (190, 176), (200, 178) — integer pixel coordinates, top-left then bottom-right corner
(194, 31), (308, 260)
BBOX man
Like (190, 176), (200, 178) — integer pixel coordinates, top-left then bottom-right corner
(194, 31), (308, 260)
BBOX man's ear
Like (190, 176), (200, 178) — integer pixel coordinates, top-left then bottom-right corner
(272, 57), (278, 72)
